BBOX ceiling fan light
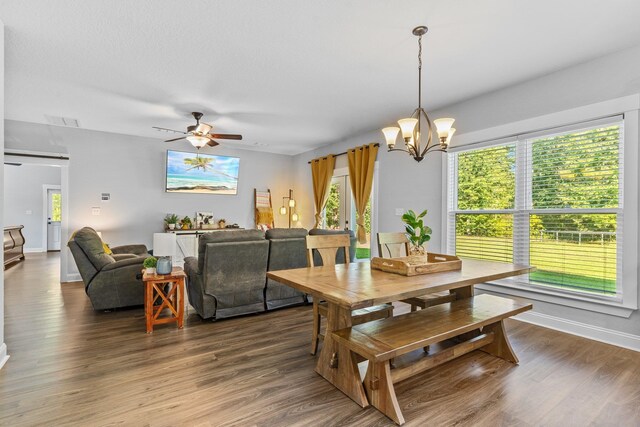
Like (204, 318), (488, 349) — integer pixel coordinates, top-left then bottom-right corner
(187, 135), (209, 148)
(397, 118), (418, 141)
(434, 118), (455, 139)
(382, 127), (400, 148)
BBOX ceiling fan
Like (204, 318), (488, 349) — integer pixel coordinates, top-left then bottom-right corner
(153, 112), (243, 149)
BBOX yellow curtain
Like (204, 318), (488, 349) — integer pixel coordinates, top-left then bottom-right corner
(310, 154), (336, 228)
(348, 143), (378, 243)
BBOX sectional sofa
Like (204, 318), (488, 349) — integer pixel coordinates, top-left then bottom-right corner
(184, 228), (356, 320)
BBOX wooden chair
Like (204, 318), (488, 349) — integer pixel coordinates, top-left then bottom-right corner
(306, 234), (394, 355)
(377, 232), (457, 311)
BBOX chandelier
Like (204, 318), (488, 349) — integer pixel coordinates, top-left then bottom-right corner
(382, 26), (456, 162)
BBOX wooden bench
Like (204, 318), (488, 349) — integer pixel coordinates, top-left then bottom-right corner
(332, 294), (532, 425)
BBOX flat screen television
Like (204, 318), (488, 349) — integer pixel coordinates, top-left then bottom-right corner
(166, 150), (240, 195)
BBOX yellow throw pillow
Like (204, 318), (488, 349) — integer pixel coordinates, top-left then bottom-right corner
(102, 241), (113, 255)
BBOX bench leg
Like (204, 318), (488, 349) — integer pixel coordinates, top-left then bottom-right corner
(480, 320), (519, 364)
(364, 361), (405, 425)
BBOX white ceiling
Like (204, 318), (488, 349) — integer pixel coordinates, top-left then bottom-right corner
(2, 0), (640, 155)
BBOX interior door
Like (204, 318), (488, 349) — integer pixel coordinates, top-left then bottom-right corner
(47, 189), (62, 251)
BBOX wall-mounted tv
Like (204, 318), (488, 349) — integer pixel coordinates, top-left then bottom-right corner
(166, 150), (240, 195)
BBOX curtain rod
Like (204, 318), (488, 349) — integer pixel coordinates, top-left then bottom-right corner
(307, 143), (380, 164)
(5, 152), (70, 160)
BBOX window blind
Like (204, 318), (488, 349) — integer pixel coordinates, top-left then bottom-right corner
(448, 117), (624, 298)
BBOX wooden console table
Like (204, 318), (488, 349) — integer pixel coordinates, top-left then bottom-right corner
(4, 225), (26, 268)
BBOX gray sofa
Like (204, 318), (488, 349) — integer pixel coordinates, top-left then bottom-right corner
(68, 227), (149, 310)
(265, 228), (309, 310)
(184, 228), (357, 320)
(185, 230), (270, 319)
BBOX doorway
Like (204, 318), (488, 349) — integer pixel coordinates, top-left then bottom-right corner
(323, 166), (377, 260)
(45, 187), (62, 251)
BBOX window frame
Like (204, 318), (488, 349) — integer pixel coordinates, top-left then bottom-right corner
(442, 95), (639, 318)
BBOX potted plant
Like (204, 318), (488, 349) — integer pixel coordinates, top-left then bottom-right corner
(180, 216), (193, 230)
(143, 256), (158, 274)
(401, 209), (432, 262)
(164, 213), (179, 230)
(218, 218), (227, 229)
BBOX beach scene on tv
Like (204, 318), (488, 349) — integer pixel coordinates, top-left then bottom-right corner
(166, 150), (240, 194)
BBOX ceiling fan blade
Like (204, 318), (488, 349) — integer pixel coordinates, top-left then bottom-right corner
(153, 126), (187, 134)
(209, 133), (243, 140)
(164, 136), (187, 142)
(206, 139), (220, 147)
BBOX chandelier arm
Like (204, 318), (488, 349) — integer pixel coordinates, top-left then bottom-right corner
(387, 147), (412, 155)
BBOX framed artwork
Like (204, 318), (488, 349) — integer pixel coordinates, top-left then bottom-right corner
(196, 212), (214, 228)
(166, 150), (240, 195)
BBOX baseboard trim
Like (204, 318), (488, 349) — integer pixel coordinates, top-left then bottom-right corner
(0, 343), (9, 370)
(24, 248), (45, 253)
(514, 311), (640, 352)
(62, 273), (82, 283)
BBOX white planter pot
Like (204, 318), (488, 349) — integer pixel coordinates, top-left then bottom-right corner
(145, 267), (156, 274)
(168, 223), (176, 230)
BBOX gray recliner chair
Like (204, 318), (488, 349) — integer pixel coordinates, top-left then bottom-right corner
(68, 227), (149, 310)
(265, 228), (309, 310)
(184, 230), (269, 319)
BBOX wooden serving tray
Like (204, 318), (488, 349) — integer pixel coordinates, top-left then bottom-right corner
(371, 253), (462, 276)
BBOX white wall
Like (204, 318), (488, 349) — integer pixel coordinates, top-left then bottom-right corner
(0, 20), (8, 369)
(4, 120), (294, 281)
(292, 43), (640, 340)
(3, 164), (61, 251)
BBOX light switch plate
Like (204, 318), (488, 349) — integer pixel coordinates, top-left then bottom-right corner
(395, 208), (404, 216)
(25, 210), (32, 215)
(91, 207), (101, 216)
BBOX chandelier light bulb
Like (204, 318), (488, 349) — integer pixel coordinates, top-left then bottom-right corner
(434, 118), (455, 140)
(382, 127), (400, 148)
(397, 118), (418, 141)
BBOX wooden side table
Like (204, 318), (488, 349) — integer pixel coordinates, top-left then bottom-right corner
(142, 267), (186, 333)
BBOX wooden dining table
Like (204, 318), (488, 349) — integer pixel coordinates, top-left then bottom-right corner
(267, 258), (534, 408)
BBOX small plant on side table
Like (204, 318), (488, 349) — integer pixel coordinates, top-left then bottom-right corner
(401, 209), (432, 261)
(165, 214), (179, 230)
(143, 256), (158, 274)
(180, 216), (193, 230)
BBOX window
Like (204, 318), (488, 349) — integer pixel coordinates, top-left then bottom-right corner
(448, 118), (623, 299)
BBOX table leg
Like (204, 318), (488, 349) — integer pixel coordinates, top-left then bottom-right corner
(315, 303), (369, 408)
(145, 283), (153, 333)
(177, 278), (185, 329)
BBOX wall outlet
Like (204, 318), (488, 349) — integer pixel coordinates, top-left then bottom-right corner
(25, 210), (32, 215)
(395, 208), (404, 216)
(91, 207), (101, 216)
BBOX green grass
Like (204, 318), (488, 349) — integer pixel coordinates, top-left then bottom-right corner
(356, 248), (371, 259)
(456, 235), (617, 294)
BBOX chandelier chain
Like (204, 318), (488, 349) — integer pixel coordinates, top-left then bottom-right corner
(418, 35), (422, 109)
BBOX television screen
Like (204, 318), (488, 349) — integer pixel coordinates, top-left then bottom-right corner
(166, 150), (240, 195)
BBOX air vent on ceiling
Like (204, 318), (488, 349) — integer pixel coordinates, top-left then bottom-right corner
(45, 115), (80, 128)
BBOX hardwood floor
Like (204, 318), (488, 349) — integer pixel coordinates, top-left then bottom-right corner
(1, 253), (640, 426)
